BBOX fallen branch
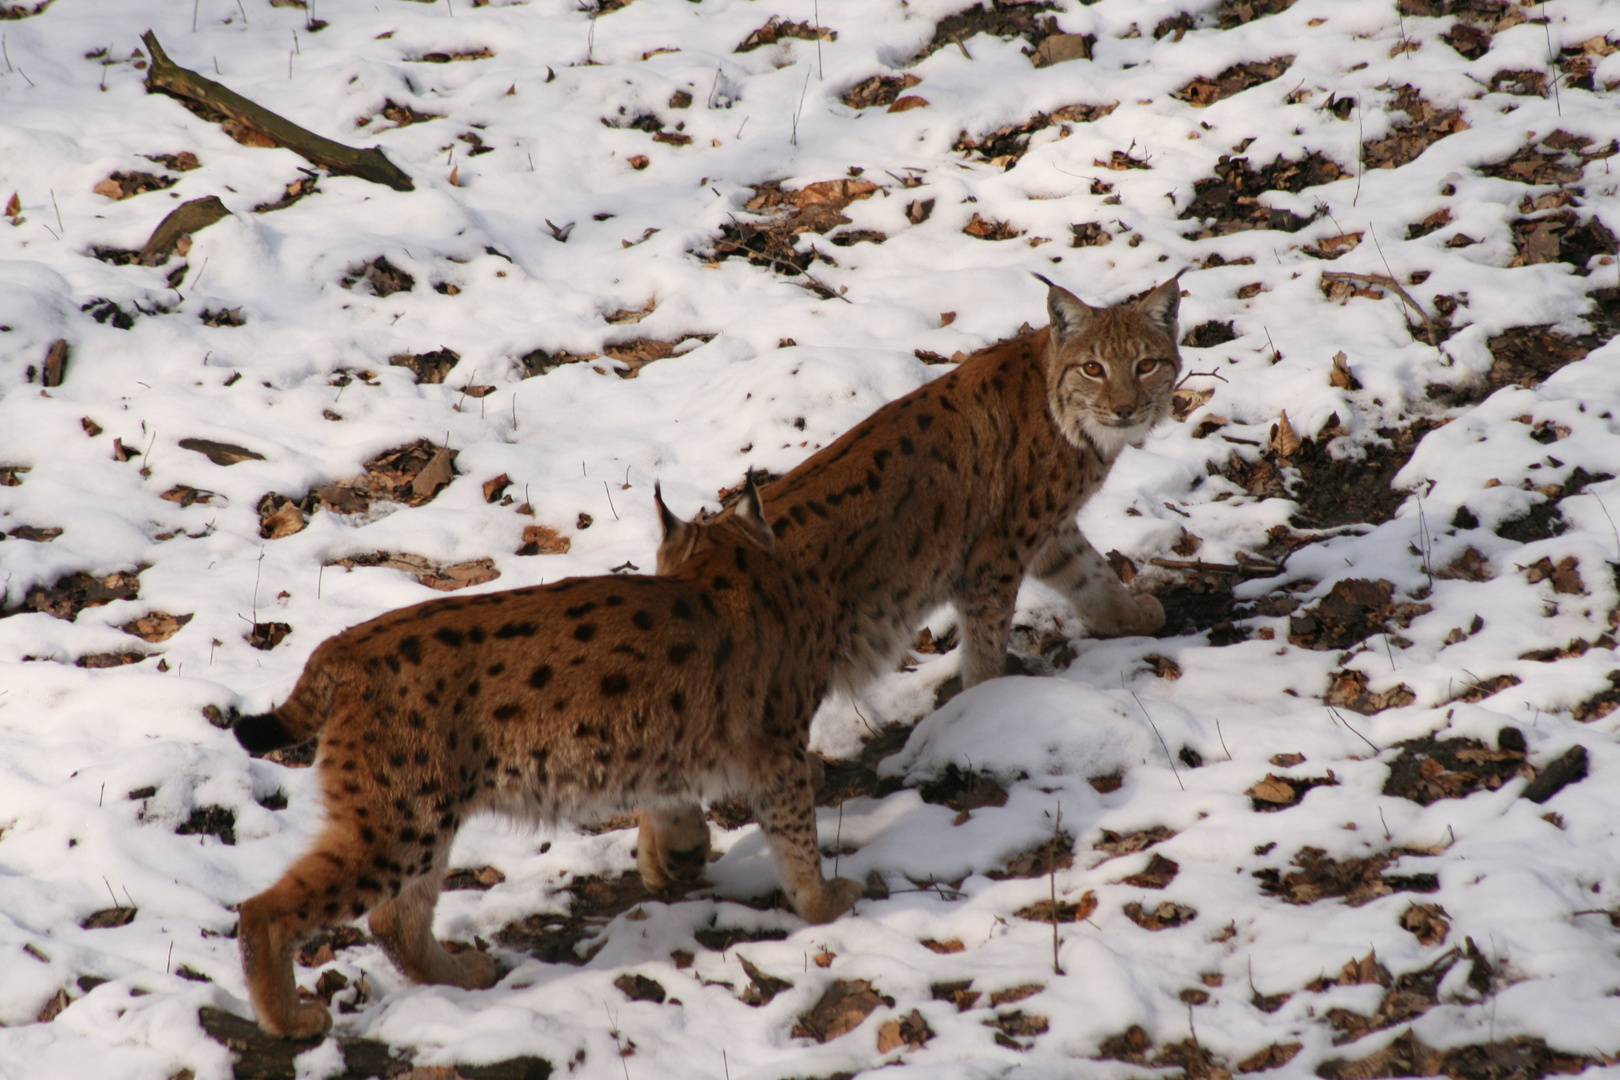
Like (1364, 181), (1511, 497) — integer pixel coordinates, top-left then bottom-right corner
(138, 195), (228, 266)
(1321, 270), (1440, 347)
(1149, 556), (1281, 577)
(140, 30), (413, 192)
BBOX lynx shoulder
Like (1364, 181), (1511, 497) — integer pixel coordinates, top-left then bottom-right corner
(233, 479), (858, 1039)
(677, 277), (1181, 693)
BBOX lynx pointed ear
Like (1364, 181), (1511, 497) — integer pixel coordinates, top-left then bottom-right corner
(735, 470), (775, 551)
(654, 481), (684, 543)
(1046, 282), (1096, 349)
(1137, 276), (1183, 335)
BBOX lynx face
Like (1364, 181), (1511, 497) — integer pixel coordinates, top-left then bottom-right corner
(1044, 277), (1182, 460)
(232, 479), (859, 1040)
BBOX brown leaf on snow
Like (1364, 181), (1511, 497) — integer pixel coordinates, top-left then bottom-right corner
(1287, 578), (1396, 650)
(1400, 902), (1450, 946)
(1016, 889), (1098, 924)
(735, 16), (835, 53)
(178, 437), (265, 466)
(876, 1009), (933, 1053)
(122, 611), (192, 643)
(389, 347), (459, 384)
(257, 494), (308, 539)
(518, 525), (571, 556)
(1174, 56), (1292, 107)
(1254, 847), (1436, 907)
(1123, 900), (1196, 930)
(1325, 669), (1415, 714)
(792, 979), (886, 1042)
(409, 447), (456, 502)
(1119, 853), (1180, 889)
(1238, 1042), (1303, 1073)
(887, 95), (929, 113)
(1524, 555), (1584, 594)
(1270, 410), (1301, 458)
(842, 73), (920, 109)
(963, 212), (1022, 241)
(482, 474), (511, 503)
(17, 570), (141, 621)
(1094, 826), (1175, 861)
(1248, 775), (1298, 804)
(1436, 546), (1491, 581)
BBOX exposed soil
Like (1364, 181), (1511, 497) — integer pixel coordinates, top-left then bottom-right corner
(1180, 152), (1341, 238)
(1253, 846), (1438, 905)
(912, 1), (1060, 62)
(176, 805), (236, 845)
(1175, 57), (1292, 108)
(3, 568), (141, 621)
(1361, 85), (1467, 170)
(1181, 320), (1236, 348)
(389, 346), (460, 384)
(197, 1006), (551, 1080)
(494, 870), (648, 965)
(339, 255), (415, 298)
(952, 103), (1116, 168)
(1285, 421), (1444, 529)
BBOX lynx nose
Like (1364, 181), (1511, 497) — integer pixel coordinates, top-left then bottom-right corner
(1111, 402), (1138, 420)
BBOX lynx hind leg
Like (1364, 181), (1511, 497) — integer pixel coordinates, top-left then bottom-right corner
(1032, 521), (1164, 637)
(238, 828), (385, 1038)
(749, 755), (861, 924)
(368, 875), (496, 991)
(636, 805), (712, 893)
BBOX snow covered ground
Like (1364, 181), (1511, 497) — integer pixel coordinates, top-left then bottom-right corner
(2, 0), (1620, 1077)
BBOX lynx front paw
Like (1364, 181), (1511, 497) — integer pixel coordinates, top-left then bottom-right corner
(1130, 593), (1165, 634)
(636, 807), (711, 893)
(260, 999), (333, 1040)
(799, 876), (863, 924)
(445, 945), (498, 990)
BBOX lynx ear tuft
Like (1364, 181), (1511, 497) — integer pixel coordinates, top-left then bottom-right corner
(735, 470), (775, 550)
(1137, 276), (1183, 335)
(654, 481), (684, 543)
(1046, 282), (1096, 348)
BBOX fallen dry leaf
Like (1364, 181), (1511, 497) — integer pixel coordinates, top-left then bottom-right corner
(792, 979), (886, 1043)
(518, 525), (571, 556)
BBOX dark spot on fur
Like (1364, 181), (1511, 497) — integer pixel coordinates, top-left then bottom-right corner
(711, 576), (732, 591)
(384, 655), (402, 674)
(564, 602), (597, 619)
(601, 673), (631, 696)
(408, 712), (427, 729)
(668, 642), (696, 664)
(715, 635), (734, 667)
(494, 622), (537, 639)
(468, 626), (486, 645)
(486, 662), (504, 676)
(632, 610), (654, 631)
(899, 436), (915, 455)
(530, 665), (553, 689)
(574, 623), (597, 642)
(493, 703), (522, 721)
(433, 627), (464, 648)
(806, 500), (828, 518)
(414, 749), (429, 765)
(873, 449), (891, 471)
(790, 504), (808, 524)
(866, 471), (881, 493)
(700, 593), (717, 616)
(672, 597), (694, 621)
(399, 636), (423, 664)
(605, 595), (624, 607)
(669, 690), (685, 713)
(466, 680), (481, 698)
(917, 413), (934, 430)
(734, 547), (749, 572)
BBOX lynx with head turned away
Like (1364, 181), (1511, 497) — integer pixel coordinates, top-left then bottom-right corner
(637, 278), (1182, 889)
(232, 479), (860, 1038)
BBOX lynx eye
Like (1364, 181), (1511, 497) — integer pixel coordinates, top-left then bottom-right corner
(1081, 361), (1105, 378)
(1136, 358), (1161, 375)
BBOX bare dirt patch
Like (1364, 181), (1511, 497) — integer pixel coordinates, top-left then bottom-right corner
(1175, 58), (1292, 108)
(1180, 152), (1340, 238)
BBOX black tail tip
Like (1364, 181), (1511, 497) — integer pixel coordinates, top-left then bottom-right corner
(234, 711), (296, 754)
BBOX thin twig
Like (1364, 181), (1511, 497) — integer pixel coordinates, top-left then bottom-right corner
(1215, 718), (1231, 761)
(1050, 802), (1064, 976)
(1542, 1), (1561, 117)
(1321, 270), (1440, 346)
(722, 213), (852, 302)
(1327, 706), (1379, 753)
(790, 65), (812, 147)
(1353, 98), (1364, 206)
(1130, 691), (1183, 791)
(604, 481), (619, 520)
